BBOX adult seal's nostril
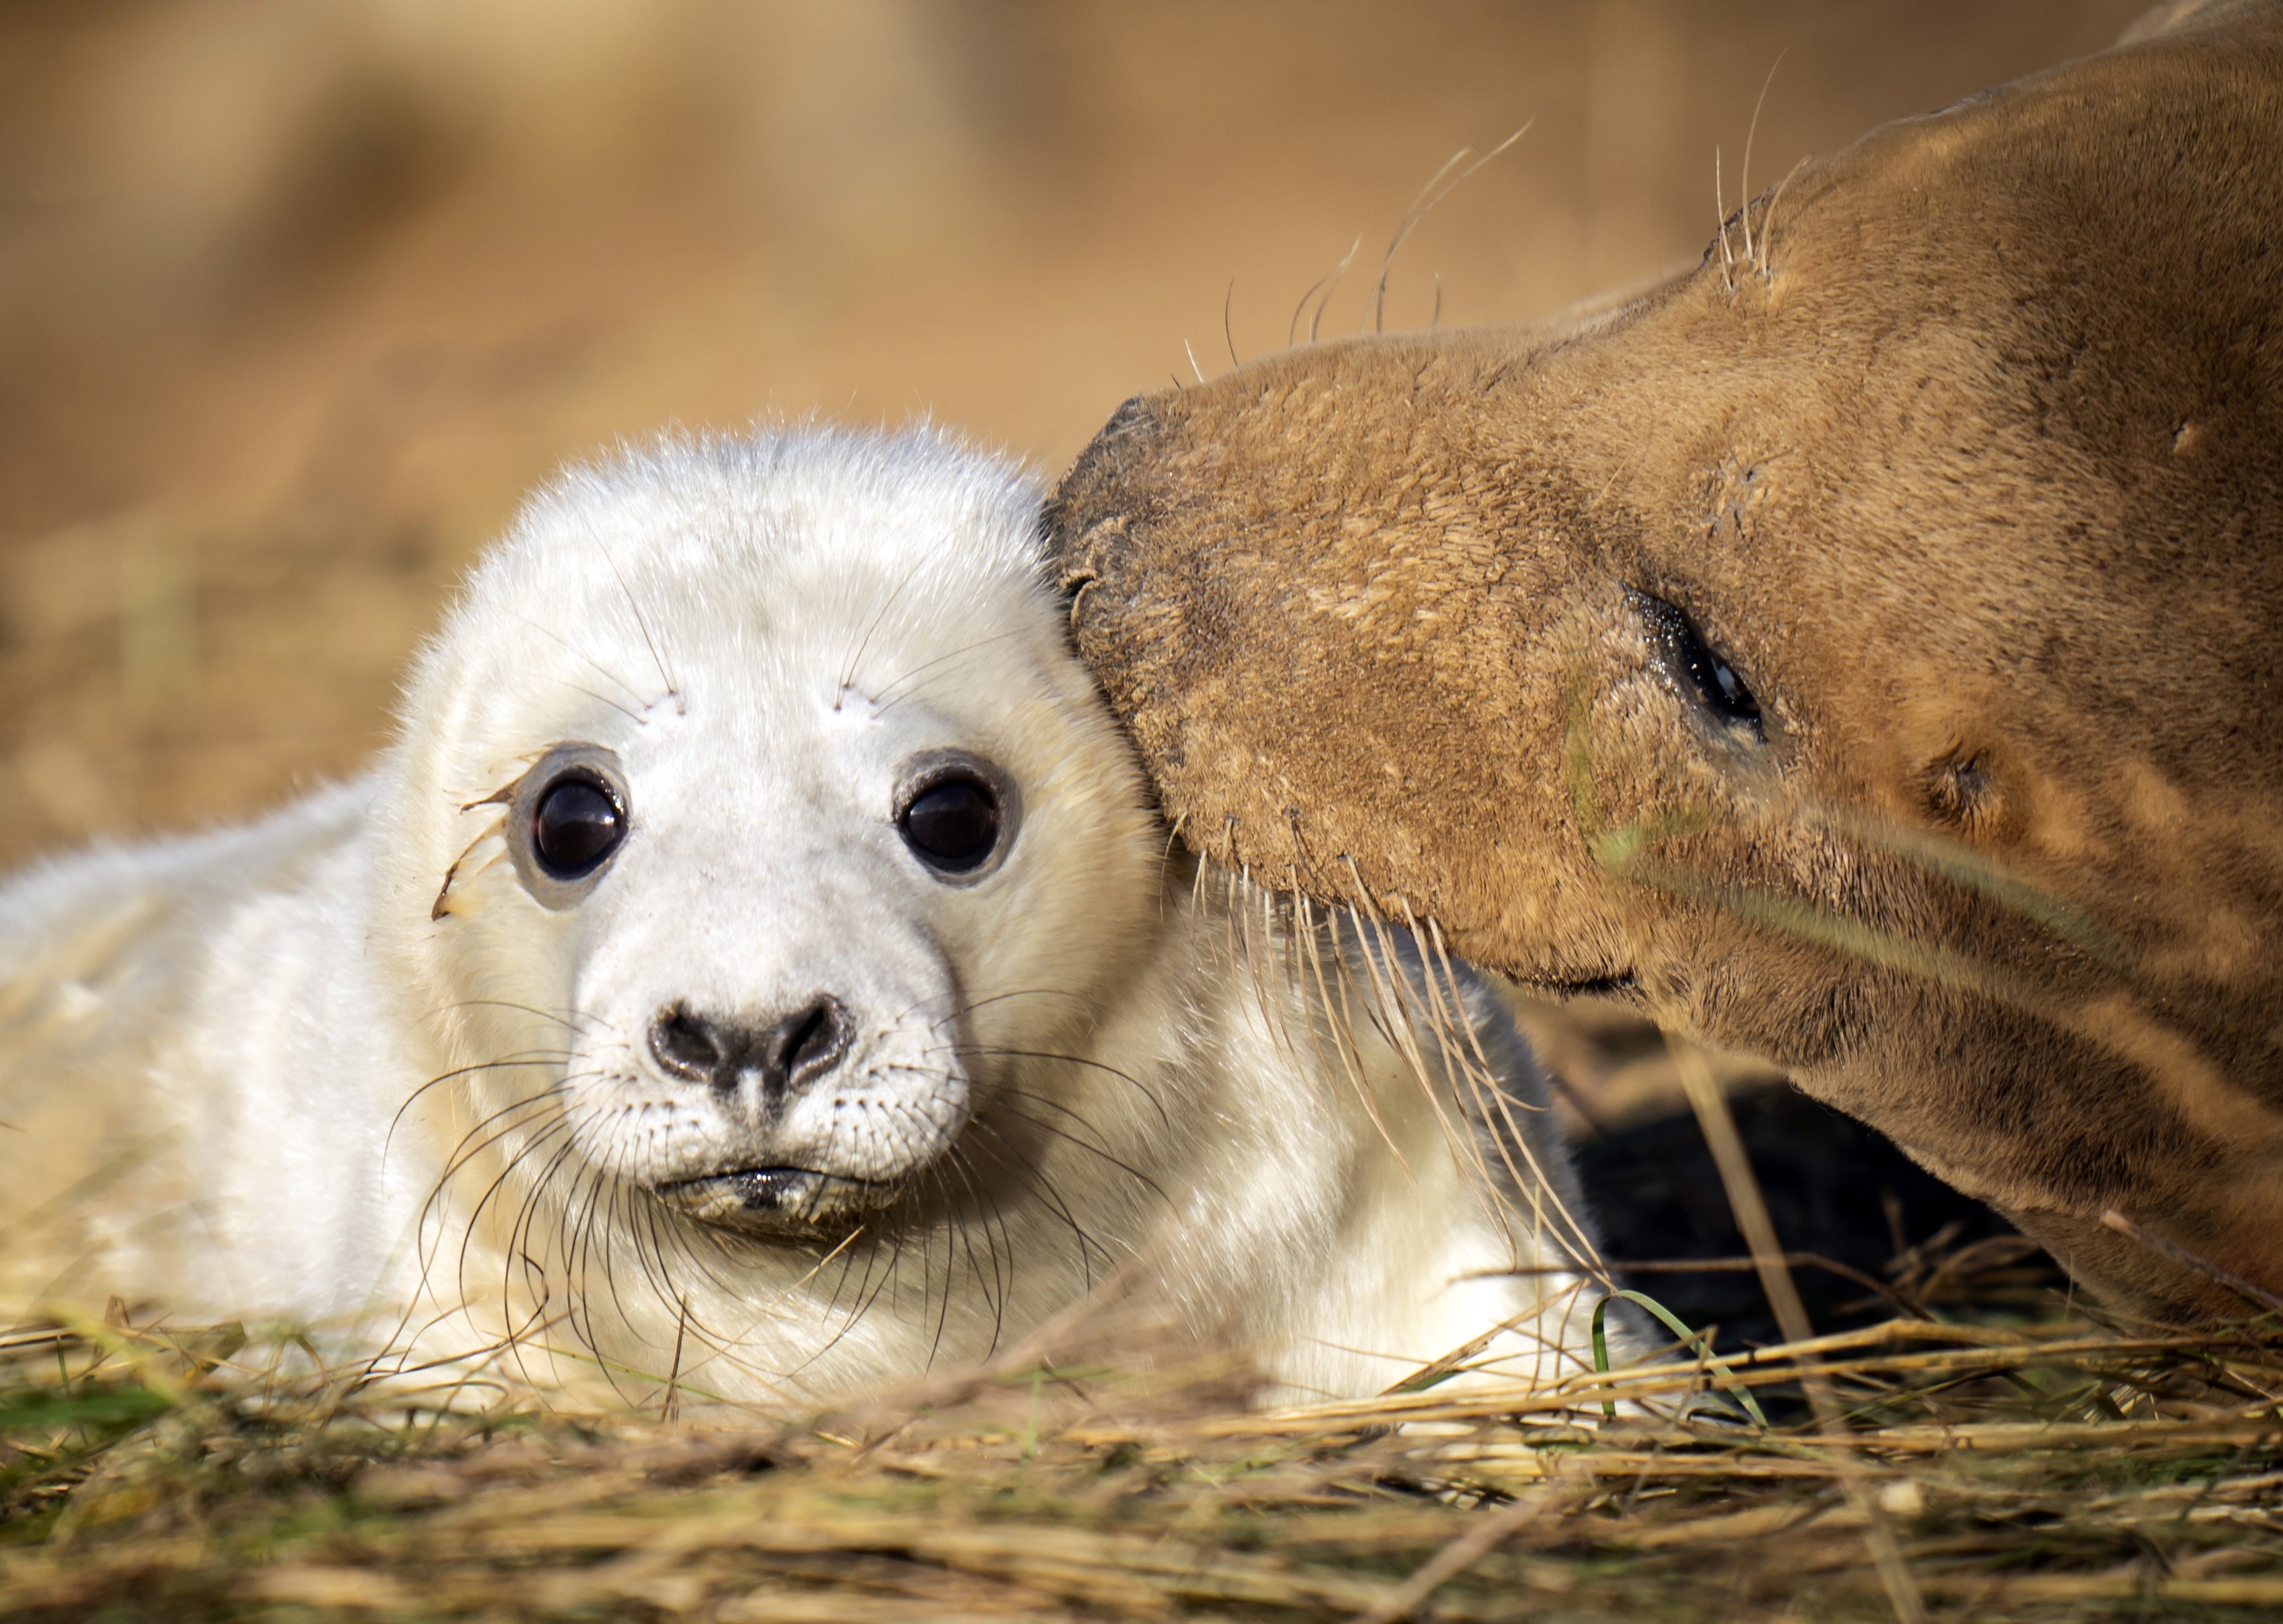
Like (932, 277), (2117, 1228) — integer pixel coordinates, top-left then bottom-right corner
(1097, 394), (1157, 443)
(1043, 392), (1168, 596)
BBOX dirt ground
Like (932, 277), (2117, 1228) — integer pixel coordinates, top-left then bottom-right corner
(0, 0), (2150, 869)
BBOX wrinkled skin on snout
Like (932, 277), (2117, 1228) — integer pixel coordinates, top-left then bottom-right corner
(1047, 0), (2283, 1320)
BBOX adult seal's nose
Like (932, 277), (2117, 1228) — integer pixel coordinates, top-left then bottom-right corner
(648, 998), (853, 1104)
(1044, 392), (1163, 606)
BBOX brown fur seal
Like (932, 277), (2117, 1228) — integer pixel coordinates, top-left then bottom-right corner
(1045, 0), (2283, 1321)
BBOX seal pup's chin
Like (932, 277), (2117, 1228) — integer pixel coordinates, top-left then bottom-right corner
(654, 1165), (907, 1238)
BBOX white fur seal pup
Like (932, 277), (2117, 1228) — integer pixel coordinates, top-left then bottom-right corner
(0, 426), (1603, 1408)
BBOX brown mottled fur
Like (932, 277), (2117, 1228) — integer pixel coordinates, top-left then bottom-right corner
(1046, 0), (2283, 1321)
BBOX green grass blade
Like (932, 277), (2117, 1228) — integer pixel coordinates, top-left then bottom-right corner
(1593, 1289), (1769, 1430)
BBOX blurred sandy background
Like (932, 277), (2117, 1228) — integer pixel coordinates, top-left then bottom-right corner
(0, 0), (2148, 872)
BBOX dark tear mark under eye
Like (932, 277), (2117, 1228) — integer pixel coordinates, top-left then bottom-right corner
(1630, 589), (1764, 737)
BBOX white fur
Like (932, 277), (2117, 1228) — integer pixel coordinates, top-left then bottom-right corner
(0, 427), (1602, 1408)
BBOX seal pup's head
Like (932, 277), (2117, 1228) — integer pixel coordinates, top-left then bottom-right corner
(376, 428), (1163, 1283)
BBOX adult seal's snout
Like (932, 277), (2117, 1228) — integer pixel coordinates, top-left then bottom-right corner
(1045, 394), (1167, 610)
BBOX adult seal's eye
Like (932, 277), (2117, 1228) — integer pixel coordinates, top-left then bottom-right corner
(503, 743), (632, 909)
(900, 775), (1001, 872)
(532, 775), (625, 879)
(1633, 590), (1764, 736)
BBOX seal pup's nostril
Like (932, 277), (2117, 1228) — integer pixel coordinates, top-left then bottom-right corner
(650, 1003), (729, 1084)
(648, 999), (852, 1102)
(759, 996), (851, 1102)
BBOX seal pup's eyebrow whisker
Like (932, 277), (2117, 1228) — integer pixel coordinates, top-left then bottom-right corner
(549, 678), (649, 727)
(866, 628), (1029, 718)
(501, 605), (652, 712)
(575, 510), (682, 713)
(836, 550), (935, 711)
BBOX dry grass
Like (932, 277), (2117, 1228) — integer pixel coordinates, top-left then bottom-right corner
(3, 1260), (2278, 1624)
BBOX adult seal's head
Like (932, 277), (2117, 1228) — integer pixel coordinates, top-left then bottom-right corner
(1046, 0), (2283, 1321)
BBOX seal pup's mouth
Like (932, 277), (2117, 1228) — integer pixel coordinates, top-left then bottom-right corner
(654, 1166), (904, 1238)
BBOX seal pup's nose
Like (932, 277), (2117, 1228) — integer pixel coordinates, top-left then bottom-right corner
(648, 998), (851, 1104)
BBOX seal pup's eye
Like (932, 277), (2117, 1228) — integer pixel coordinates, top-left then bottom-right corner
(902, 776), (999, 870)
(532, 775), (625, 879)
(893, 751), (1021, 883)
(504, 743), (632, 909)
(1631, 590), (1763, 737)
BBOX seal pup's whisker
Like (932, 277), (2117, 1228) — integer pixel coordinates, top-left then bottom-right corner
(938, 1043), (1171, 1130)
(973, 1102), (1169, 1203)
(420, 1087), (583, 1277)
(448, 1106), (583, 1289)
(386, 1053), (579, 1161)
(970, 1080), (1130, 1163)
(961, 1114), (1120, 1280)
